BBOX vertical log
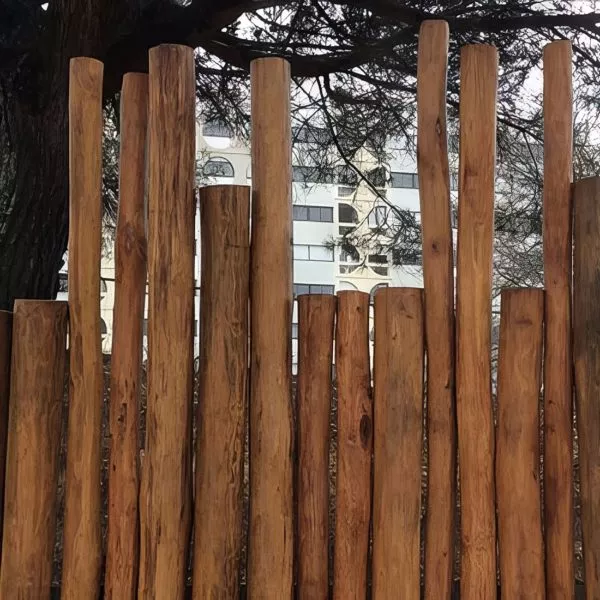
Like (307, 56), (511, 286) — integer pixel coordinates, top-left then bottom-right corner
(573, 177), (600, 598)
(0, 300), (68, 598)
(0, 310), (12, 550)
(416, 20), (455, 600)
(296, 294), (336, 600)
(496, 288), (545, 600)
(105, 73), (148, 600)
(193, 185), (250, 599)
(62, 56), (104, 600)
(333, 290), (372, 600)
(248, 57), (294, 599)
(455, 44), (498, 600)
(372, 288), (424, 600)
(543, 40), (574, 600)
(139, 44), (195, 599)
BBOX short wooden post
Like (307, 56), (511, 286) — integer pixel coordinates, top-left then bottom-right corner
(296, 294), (336, 600)
(333, 290), (372, 600)
(0, 310), (12, 550)
(416, 20), (455, 600)
(138, 44), (195, 598)
(62, 56), (104, 600)
(573, 177), (600, 598)
(496, 288), (545, 599)
(193, 185), (250, 599)
(0, 300), (68, 598)
(248, 57), (294, 599)
(372, 288), (424, 600)
(104, 73), (148, 600)
(543, 40), (574, 600)
(455, 44), (498, 600)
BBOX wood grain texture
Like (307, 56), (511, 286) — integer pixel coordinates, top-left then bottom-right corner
(573, 177), (600, 599)
(0, 300), (67, 598)
(416, 21), (455, 600)
(543, 40), (574, 600)
(372, 288), (424, 600)
(496, 288), (545, 600)
(248, 57), (294, 600)
(104, 73), (148, 600)
(296, 294), (336, 600)
(139, 44), (195, 599)
(0, 310), (12, 552)
(333, 290), (372, 600)
(455, 44), (498, 600)
(62, 56), (104, 600)
(193, 185), (250, 599)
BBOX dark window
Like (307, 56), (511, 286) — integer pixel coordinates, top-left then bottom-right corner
(369, 254), (388, 264)
(392, 248), (423, 266)
(337, 165), (358, 185)
(367, 166), (387, 188)
(203, 120), (231, 137)
(338, 203), (359, 224)
(340, 243), (360, 263)
(294, 283), (335, 297)
(100, 318), (108, 336)
(293, 166), (336, 184)
(293, 205), (333, 222)
(391, 172), (418, 189)
(203, 157), (234, 178)
(339, 225), (356, 236)
(58, 273), (68, 293)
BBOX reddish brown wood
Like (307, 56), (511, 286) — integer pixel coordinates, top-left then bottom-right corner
(543, 40), (574, 600)
(296, 294), (336, 600)
(193, 185), (250, 599)
(416, 20), (455, 600)
(139, 44), (195, 598)
(0, 310), (12, 551)
(372, 288), (424, 600)
(104, 72), (148, 600)
(496, 288), (545, 600)
(0, 300), (68, 598)
(333, 290), (372, 600)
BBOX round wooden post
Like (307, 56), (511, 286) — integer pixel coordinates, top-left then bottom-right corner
(573, 177), (600, 598)
(333, 290), (372, 600)
(372, 288), (424, 600)
(138, 44), (195, 599)
(248, 57), (294, 599)
(296, 294), (336, 600)
(193, 185), (250, 599)
(496, 288), (545, 600)
(0, 310), (12, 551)
(455, 44), (498, 600)
(416, 21), (455, 600)
(543, 40), (574, 600)
(62, 56), (104, 600)
(104, 73), (148, 600)
(0, 300), (68, 598)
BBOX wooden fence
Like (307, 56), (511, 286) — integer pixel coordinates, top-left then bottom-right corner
(0, 18), (597, 600)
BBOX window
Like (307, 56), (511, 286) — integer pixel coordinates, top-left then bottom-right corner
(203, 157), (234, 178)
(292, 323), (298, 339)
(338, 203), (359, 224)
(368, 254), (388, 264)
(340, 243), (360, 263)
(293, 166), (335, 184)
(293, 205), (333, 222)
(392, 248), (423, 266)
(203, 120), (231, 137)
(339, 225), (356, 236)
(391, 172), (418, 189)
(294, 245), (334, 262)
(294, 283), (335, 297)
(58, 273), (68, 293)
(337, 165), (358, 185)
(367, 166), (387, 188)
(337, 185), (357, 198)
(368, 206), (387, 228)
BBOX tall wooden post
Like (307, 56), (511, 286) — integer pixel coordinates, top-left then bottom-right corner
(193, 185), (250, 599)
(543, 40), (574, 600)
(333, 291), (372, 600)
(138, 44), (195, 599)
(62, 56), (104, 600)
(0, 310), (12, 550)
(496, 288), (545, 600)
(248, 57), (294, 599)
(372, 288), (424, 600)
(0, 300), (68, 598)
(573, 177), (600, 598)
(296, 294), (336, 600)
(416, 20), (455, 599)
(105, 73), (148, 600)
(455, 44), (498, 600)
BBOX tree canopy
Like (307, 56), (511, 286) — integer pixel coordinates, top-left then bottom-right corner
(2, 0), (600, 308)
